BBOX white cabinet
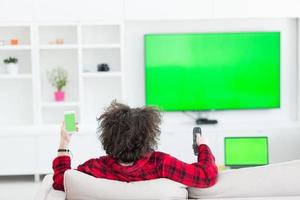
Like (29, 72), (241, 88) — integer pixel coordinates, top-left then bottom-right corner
(37, 132), (106, 174)
(0, 137), (35, 175)
(0, 25), (34, 127)
(0, 23), (123, 127)
(36, 23), (123, 125)
(36, 136), (58, 174)
(0, 22), (123, 176)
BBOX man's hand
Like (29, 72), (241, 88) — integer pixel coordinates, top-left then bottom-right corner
(59, 121), (78, 149)
(196, 133), (208, 146)
(57, 121), (78, 157)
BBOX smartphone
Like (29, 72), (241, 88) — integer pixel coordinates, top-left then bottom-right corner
(193, 127), (202, 156)
(64, 111), (76, 133)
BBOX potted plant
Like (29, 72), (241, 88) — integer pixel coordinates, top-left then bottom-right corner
(47, 67), (68, 102)
(3, 57), (19, 75)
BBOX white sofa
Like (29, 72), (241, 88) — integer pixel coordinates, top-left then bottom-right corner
(35, 159), (300, 200)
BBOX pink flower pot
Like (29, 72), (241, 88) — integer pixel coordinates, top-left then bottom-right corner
(54, 91), (64, 102)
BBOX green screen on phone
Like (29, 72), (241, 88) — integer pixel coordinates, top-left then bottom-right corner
(64, 112), (76, 132)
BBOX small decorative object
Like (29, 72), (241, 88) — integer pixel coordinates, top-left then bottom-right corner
(10, 38), (18, 45)
(97, 63), (110, 72)
(47, 67), (68, 102)
(3, 57), (19, 75)
(56, 38), (64, 45)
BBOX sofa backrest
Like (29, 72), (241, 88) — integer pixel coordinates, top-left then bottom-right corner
(188, 159), (300, 199)
(64, 170), (188, 200)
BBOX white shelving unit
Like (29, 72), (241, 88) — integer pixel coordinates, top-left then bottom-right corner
(0, 25), (34, 127)
(0, 22), (123, 178)
(0, 74), (32, 79)
(0, 45), (31, 50)
(80, 23), (123, 125)
(82, 72), (122, 78)
(37, 23), (123, 125)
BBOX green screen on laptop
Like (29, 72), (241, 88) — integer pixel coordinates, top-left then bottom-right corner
(224, 137), (269, 167)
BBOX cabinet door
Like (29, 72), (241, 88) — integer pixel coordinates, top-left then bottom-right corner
(0, 137), (35, 175)
(37, 136), (58, 174)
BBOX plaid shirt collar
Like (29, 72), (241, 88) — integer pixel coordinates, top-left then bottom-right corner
(108, 152), (153, 173)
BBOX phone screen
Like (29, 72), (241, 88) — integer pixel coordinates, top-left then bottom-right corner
(64, 111), (76, 133)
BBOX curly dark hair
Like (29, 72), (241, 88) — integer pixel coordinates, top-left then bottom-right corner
(97, 101), (162, 163)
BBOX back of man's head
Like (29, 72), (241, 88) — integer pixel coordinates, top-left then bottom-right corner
(97, 100), (161, 163)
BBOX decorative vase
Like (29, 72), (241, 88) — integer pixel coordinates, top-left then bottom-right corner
(6, 63), (19, 75)
(54, 90), (64, 102)
(10, 39), (18, 45)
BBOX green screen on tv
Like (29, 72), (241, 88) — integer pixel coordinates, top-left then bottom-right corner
(145, 32), (280, 111)
(224, 137), (269, 166)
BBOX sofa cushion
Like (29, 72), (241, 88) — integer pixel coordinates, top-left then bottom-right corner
(35, 174), (66, 200)
(64, 170), (188, 200)
(197, 197), (300, 200)
(189, 159), (300, 199)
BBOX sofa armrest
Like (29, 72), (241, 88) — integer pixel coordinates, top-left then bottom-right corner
(35, 174), (66, 200)
(188, 159), (300, 199)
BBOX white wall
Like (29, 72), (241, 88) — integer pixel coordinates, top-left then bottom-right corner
(2, 0), (300, 22)
(0, 0), (124, 22)
(1, 1), (300, 168)
(124, 0), (214, 20)
(214, 0), (300, 18)
(124, 18), (298, 124)
(123, 18), (300, 164)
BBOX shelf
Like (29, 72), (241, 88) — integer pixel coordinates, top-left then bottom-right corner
(82, 48), (121, 72)
(0, 22), (124, 177)
(82, 72), (122, 78)
(41, 102), (80, 107)
(39, 25), (77, 45)
(40, 49), (79, 102)
(0, 26), (31, 46)
(0, 45), (31, 50)
(81, 44), (120, 49)
(82, 25), (120, 45)
(39, 44), (78, 50)
(0, 74), (32, 79)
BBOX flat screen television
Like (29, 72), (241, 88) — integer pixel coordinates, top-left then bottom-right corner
(224, 137), (269, 167)
(144, 32), (280, 111)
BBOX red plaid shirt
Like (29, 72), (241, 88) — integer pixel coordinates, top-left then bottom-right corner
(52, 144), (218, 191)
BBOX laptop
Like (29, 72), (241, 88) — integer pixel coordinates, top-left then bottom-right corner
(224, 136), (269, 168)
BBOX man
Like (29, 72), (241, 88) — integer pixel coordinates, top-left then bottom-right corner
(53, 101), (218, 191)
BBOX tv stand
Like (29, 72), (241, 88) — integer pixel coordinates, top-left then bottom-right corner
(195, 118), (218, 125)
